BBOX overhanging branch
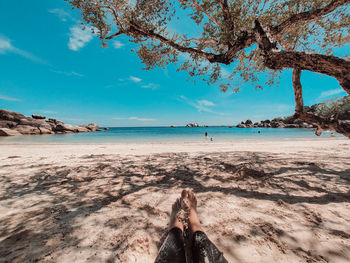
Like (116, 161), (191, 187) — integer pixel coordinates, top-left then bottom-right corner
(254, 19), (350, 92)
(271, 0), (350, 35)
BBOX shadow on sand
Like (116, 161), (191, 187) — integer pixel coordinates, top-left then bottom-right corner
(0, 151), (349, 262)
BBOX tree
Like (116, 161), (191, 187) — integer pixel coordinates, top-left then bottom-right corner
(66, 0), (350, 137)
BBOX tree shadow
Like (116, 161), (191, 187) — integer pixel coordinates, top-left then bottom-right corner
(0, 151), (349, 262)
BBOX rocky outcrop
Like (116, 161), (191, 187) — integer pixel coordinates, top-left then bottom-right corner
(15, 125), (41, 135)
(236, 117), (318, 129)
(186, 123), (199, 127)
(0, 109), (100, 136)
(0, 128), (22, 136)
(32, 114), (46, 119)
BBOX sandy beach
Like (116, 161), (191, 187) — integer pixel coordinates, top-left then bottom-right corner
(0, 139), (350, 263)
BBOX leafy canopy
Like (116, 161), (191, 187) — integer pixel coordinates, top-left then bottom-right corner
(66, 0), (350, 92)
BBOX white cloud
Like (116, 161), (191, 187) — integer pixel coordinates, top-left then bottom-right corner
(180, 96), (215, 112)
(68, 25), (93, 51)
(0, 37), (12, 53)
(319, 88), (346, 99)
(113, 40), (125, 49)
(141, 83), (159, 90)
(48, 8), (71, 22)
(51, 69), (84, 77)
(0, 94), (21, 102)
(129, 116), (155, 121)
(129, 76), (142, 83)
(0, 35), (47, 64)
(113, 116), (155, 122)
(197, 99), (214, 106)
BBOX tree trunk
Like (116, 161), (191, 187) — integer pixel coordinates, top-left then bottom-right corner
(291, 69), (350, 138)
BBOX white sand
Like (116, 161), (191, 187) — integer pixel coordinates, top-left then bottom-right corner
(0, 139), (349, 262)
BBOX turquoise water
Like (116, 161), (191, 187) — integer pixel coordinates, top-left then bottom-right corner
(0, 127), (342, 143)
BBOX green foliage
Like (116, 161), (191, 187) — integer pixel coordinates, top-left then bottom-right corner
(282, 115), (295, 124)
(271, 117), (283, 122)
(314, 95), (350, 119)
(65, 0), (350, 92)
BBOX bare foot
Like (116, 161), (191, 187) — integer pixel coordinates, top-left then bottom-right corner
(181, 189), (202, 233)
(169, 198), (184, 232)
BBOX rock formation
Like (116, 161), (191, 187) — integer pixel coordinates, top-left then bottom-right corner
(236, 116), (317, 129)
(0, 109), (100, 136)
(186, 123), (199, 127)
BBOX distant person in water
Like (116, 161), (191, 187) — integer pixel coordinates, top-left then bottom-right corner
(155, 189), (228, 263)
(205, 132), (208, 137)
(210, 137), (213, 141)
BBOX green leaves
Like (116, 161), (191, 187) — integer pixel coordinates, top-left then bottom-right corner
(66, 0), (350, 93)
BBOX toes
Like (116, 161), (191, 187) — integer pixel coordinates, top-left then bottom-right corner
(188, 189), (195, 199)
(188, 189), (197, 206)
(173, 198), (180, 210)
(181, 189), (188, 199)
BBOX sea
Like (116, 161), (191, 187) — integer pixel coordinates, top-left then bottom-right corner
(0, 126), (343, 143)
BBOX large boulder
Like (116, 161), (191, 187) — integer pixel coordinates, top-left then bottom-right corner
(185, 123), (199, 127)
(285, 124), (300, 128)
(54, 123), (78, 132)
(39, 128), (54, 134)
(48, 118), (59, 124)
(271, 121), (281, 128)
(32, 114), (46, 119)
(0, 109), (26, 122)
(84, 123), (98, 131)
(18, 118), (52, 130)
(245, 119), (253, 125)
(0, 128), (22, 136)
(76, 126), (89, 133)
(293, 119), (304, 125)
(276, 122), (286, 128)
(15, 125), (41, 135)
(339, 110), (350, 120)
(341, 120), (350, 131)
(236, 123), (246, 128)
(0, 120), (17, 129)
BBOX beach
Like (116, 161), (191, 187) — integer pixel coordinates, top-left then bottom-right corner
(0, 139), (350, 262)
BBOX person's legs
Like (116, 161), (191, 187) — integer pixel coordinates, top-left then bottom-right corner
(155, 199), (187, 263)
(182, 190), (228, 263)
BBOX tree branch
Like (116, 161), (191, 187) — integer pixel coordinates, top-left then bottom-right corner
(105, 30), (125, 39)
(295, 111), (350, 138)
(127, 23), (221, 62)
(271, 0), (350, 35)
(266, 51), (350, 92)
(190, 0), (221, 27)
(254, 19), (350, 92)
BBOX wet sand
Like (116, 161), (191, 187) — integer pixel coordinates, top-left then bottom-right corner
(0, 139), (349, 262)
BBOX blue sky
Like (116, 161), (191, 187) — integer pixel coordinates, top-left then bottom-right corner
(0, 0), (348, 127)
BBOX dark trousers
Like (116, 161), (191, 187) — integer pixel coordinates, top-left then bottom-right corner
(155, 227), (228, 263)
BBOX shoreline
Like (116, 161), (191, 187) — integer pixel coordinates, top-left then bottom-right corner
(0, 136), (346, 144)
(1, 139), (348, 157)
